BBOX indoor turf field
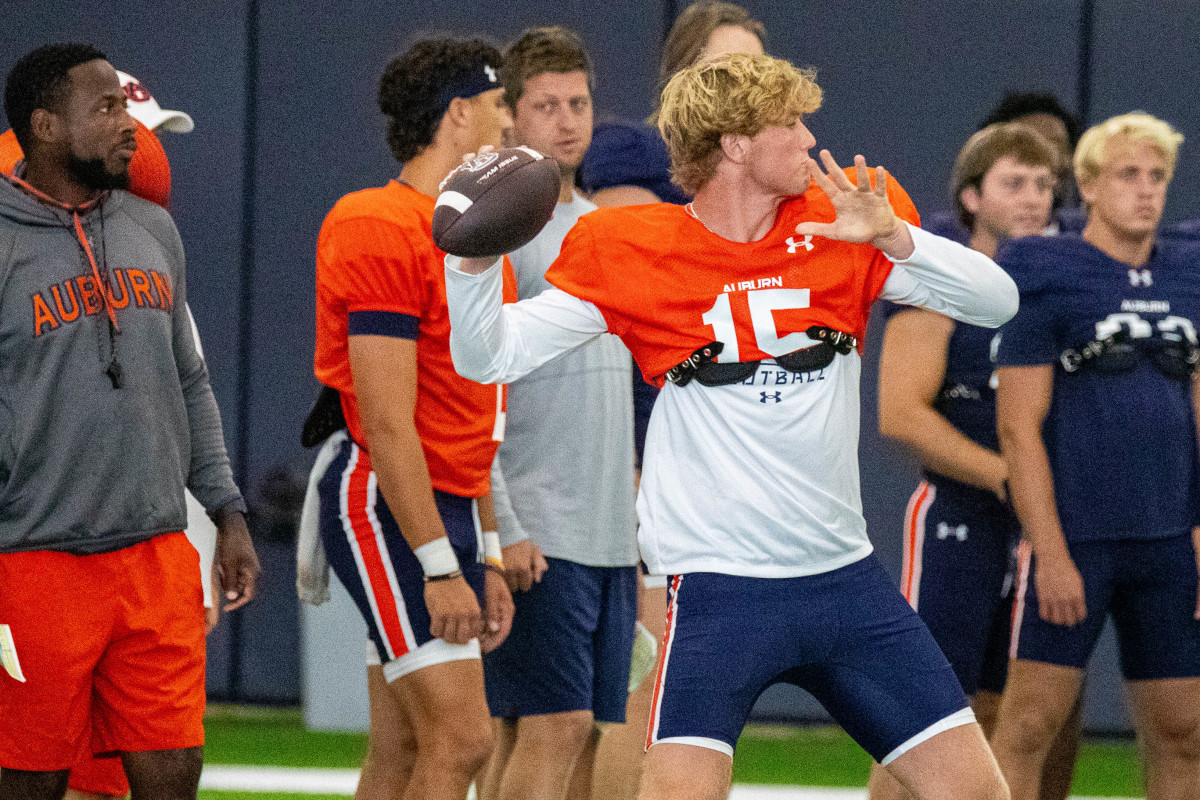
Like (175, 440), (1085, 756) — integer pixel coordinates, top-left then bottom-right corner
(198, 706), (1143, 800)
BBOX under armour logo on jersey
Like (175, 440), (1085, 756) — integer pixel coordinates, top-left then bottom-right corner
(1129, 268), (1153, 287)
(760, 391), (783, 403)
(484, 64), (498, 83)
(785, 235), (814, 254)
(936, 522), (968, 542)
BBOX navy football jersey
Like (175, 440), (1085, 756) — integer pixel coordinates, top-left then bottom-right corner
(922, 207), (1086, 247)
(935, 321), (1002, 455)
(997, 234), (1200, 542)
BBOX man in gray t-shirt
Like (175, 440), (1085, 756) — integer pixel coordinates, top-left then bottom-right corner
(480, 27), (640, 800)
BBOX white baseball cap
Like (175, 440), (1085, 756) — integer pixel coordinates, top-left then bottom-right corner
(117, 70), (194, 134)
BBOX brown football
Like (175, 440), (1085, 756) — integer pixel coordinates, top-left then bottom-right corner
(432, 146), (561, 258)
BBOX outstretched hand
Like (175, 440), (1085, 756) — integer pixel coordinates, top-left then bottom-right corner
(794, 150), (914, 259)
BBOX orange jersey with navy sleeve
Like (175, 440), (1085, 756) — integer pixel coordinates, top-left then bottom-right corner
(545, 169), (919, 386)
(314, 180), (515, 497)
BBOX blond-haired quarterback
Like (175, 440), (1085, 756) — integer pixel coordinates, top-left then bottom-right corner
(443, 53), (1017, 800)
(990, 112), (1200, 800)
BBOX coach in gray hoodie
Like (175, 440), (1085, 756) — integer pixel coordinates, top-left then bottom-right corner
(0, 44), (258, 800)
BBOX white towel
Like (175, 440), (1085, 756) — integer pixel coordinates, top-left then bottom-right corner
(296, 431), (347, 605)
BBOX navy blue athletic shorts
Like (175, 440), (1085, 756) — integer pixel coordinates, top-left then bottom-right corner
(901, 479), (1020, 694)
(319, 437), (486, 681)
(484, 557), (638, 723)
(646, 555), (973, 763)
(1012, 532), (1200, 679)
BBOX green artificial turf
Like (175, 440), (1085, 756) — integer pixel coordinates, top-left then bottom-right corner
(732, 724), (872, 786)
(204, 706), (365, 769)
(731, 724), (1144, 797)
(1069, 738), (1144, 797)
(200, 705), (1144, 797)
(199, 795), (349, 800)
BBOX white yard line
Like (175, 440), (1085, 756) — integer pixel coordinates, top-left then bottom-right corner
(200, 766), (358, 793)
(198, 764), (1138, 800)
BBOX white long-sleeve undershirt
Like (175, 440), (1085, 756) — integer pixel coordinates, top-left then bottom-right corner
(445, 221), (1018, 386)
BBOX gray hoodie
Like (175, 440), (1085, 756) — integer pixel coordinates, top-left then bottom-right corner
(0, 174), (243, 554)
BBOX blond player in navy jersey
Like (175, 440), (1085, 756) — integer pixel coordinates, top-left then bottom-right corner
(991, 113), (1200, 800)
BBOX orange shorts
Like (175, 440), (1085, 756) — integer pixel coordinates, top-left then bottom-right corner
(69, 752), (129, 797)
(0, 532), (206, 771)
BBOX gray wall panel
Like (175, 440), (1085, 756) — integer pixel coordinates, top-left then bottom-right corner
(1090, 2), (1200, 225)
(0, 1), (249, 478)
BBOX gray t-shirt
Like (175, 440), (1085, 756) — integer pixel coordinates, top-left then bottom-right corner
(491, 192), (638, 567)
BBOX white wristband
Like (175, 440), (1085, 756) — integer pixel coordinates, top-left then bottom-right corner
(482, 531), (502, 565)
(414, 538), (460, 576)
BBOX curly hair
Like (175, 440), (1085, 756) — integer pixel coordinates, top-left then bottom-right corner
(501, 26), (593, 113)
(980, 92), (1083, 148)
(658, 53), (821, 195)
(378, 39), (502, 164)
(5, 43), (107, 150)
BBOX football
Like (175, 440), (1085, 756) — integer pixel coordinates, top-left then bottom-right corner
(433, 146), (561, 258)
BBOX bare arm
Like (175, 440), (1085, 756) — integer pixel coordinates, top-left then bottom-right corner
(878, 309), (1007, 498)
(351, 335), (447, 549)
(997, 364), (1086, 626)
(349, 334), (482, 644)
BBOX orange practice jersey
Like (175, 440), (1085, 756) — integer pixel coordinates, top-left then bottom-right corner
(314, 180), (515, 497)
(545, 169), (920, 386)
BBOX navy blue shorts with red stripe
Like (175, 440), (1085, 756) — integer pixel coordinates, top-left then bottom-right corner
(901, 479), (1020, 695)
(646, 555), (972, 764)
(318, 436), (485, 667)
(1012, 532), (1200, 679)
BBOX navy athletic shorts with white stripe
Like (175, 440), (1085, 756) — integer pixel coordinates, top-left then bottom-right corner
(1011, 532), (1200, 679)
(319, 435), (486, 682)
(646, 555), (973, 763)
(901, 478), (1020, 695)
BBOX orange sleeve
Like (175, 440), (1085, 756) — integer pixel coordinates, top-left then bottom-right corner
(320, 215), (430, 319)
(544, 217), (627, 335)
(886, 171), (921, 228)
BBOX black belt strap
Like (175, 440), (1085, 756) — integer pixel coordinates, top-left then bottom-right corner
(301, 385), (347, 447)
(664, 326), (857, 388)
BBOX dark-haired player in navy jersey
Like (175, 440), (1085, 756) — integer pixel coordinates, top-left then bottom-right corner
(872, 122), (1079, 800)
(990, 112), (1200, 800)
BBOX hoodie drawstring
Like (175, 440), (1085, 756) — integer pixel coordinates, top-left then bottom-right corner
(4, 172), (124, 386)
(69, 211), (120, 332)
